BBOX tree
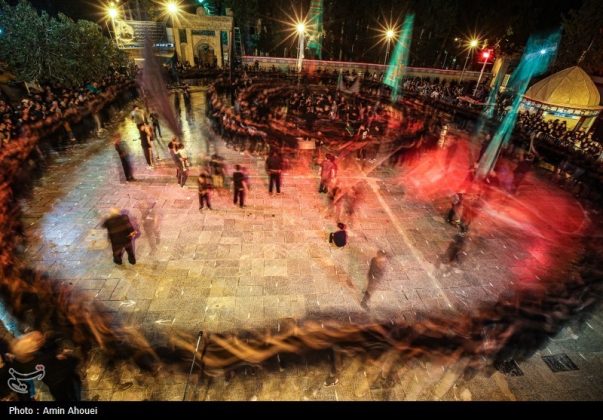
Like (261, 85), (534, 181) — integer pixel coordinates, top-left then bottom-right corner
(0, 0), (50, 83)
(0, 0), (129, 86)
(555, 0), (603, 74)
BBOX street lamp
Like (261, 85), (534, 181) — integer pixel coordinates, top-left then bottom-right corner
(384, 28), (396, 65)
(166, 1), (180, 15)
(459, 38), (479, 82)
(473, 49), (491, 97)
(295, 22), (306, 73)
(105, 3), (119, 47)
(164, 1), (182, 64)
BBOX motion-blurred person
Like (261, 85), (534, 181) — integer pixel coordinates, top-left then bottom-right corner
(444, 222), (469, 266)
(319, 154), (337, 194)
(198, 173), (213, 210)
(361, 250), (388, 309)
(512, 152), (535, 193)
(102, 208), (137, 265)
(210, 154), (226, 193)
(113, 134), (134, 182)
(141, 202), (160, 254)
(175, 143), (190, 187)
(232, 165), (249, 208)
(139, 122), (153, 168)
(265, 150), (283, 194)
(150, 112), (162, 139)
(446, 193), (464, 225)
(130, 106), (146, 130)
(168, 137), (181, 181)
(329, 222), (347, 248)
(36, 334), (82, 402)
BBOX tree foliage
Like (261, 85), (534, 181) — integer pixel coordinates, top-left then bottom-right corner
(555, 0), (603, 74)
(0, 0), (129, 86)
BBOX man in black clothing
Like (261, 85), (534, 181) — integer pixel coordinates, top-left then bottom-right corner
(265, 151), (283, 194)
(114, 134), (134, 181)
(35, 334), (82, 402)
(329, 223), (347, 247)
(102, 208), (137, 265)
(150, 112), (162, 139)
(232, 165), (248, 208)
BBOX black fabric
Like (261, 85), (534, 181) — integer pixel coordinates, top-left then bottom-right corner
(266, 155), (283, 171)
(329, 230), (347, 247)
(102, 214), (135, 247)
(269, 173), (281, 193)
(233, 171), (245, 190)
(142, 146), (152, 166)
(233, 189), (245, 207)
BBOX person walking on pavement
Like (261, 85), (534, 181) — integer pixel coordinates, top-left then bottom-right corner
(131, 106), (146, 130)
(102, 208), (138, 265)
(143, 121), (160, 162)
(139, 123), (153, 168)
(113, 134), (134, 181)
(168, 137), (181, 182)
(198, 173), (213, 210)
(232, 164), (249, 208)
(150, 112), (162, 139)
(175, 143), (189, 187)
(265, 150), (283, 194)
(319, 153), (337, 193)
(141, 202), (160, 254)
(360, 250), (388, 309)
(446, 192), (464, 225)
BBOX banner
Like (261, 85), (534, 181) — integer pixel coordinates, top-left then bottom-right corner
(114, 20), (170, 50)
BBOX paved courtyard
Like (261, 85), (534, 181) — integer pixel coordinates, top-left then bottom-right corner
(10, 91), (603, 401)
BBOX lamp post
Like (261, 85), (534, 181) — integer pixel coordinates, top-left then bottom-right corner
(296, 22), (306, 73)
(165, 1), (181, 61)
(459, 38), (479, 82)
(473, 50), (490, 97)
(384, 29), (395, 65)
(106, 4), (119, 47)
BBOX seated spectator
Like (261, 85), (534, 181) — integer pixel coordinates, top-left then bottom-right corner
(329, 222), (348, 248)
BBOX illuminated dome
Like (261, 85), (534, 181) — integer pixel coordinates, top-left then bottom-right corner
(524, 66), (601, 110)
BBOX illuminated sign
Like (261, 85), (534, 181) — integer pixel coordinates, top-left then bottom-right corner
(115, 20), (169, 49)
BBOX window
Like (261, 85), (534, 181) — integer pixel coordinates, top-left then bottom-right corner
(179, 29), (187, 43)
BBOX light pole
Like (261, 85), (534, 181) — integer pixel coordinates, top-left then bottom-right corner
(384, 29), (395, 65)
(459, 38), (479, 82)
(165, 1), (181, 61)
(473, 50), (490, 97)
(106, 4), (119, 47)
(296, 22), (306, 73)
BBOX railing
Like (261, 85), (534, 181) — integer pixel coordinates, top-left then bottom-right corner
(241, 55), (485, 81)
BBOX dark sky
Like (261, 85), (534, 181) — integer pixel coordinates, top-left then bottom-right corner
(8, 0), (582, 31)
(6, 0), (205, 21)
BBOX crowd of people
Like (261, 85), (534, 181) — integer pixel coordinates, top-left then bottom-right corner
(1, 70), (134, 149)
(1, 60), (601, 401)
(517, 111), (603, 163)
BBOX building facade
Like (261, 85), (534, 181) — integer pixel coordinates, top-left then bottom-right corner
(167, 7), (234, 68)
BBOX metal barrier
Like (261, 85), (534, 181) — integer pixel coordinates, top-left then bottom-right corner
(241, 56), (485, 82)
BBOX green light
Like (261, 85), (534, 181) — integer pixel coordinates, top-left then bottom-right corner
(384, 14), (414, 101)
(476, 31), (561, 180)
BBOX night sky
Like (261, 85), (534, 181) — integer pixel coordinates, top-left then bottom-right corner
(7, 0), (583, 33)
